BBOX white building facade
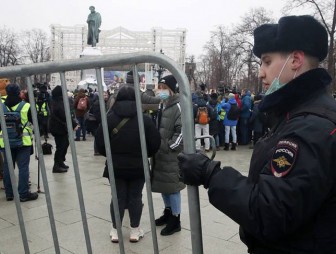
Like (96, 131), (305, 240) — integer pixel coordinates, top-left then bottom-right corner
(50, 25), (186, 91)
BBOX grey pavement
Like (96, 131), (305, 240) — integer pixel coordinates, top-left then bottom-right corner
(0, 135), (253, 254)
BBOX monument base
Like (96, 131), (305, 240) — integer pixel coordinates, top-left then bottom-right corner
(78, 47), (106, 91)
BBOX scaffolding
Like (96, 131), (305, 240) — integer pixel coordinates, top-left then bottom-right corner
(50, 25), (186, 90)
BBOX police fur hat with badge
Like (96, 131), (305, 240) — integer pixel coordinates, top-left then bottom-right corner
(253, 15), (328, 61)
(159, 75), (178, 93)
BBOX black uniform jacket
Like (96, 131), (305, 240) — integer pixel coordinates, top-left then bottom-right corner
(207, 68), (336, 253)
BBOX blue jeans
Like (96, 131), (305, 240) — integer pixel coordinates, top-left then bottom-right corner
(2, 146), (31, 198)
(162, 192), (181, 215)
(76, 116), (86, 139)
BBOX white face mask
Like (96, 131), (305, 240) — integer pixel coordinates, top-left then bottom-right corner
(265, 54), (297, 95)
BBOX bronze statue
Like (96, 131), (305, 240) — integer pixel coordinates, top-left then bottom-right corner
(87, 6), (102, 47)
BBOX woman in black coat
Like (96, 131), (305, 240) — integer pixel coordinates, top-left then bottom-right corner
(95, 85), (160, 243)
(49, 86), (78, 173)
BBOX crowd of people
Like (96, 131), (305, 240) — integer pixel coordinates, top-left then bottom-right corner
(1, 14), (336, 253)
(192, 88), (269, 152)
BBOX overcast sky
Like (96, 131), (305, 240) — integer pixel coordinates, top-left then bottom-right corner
(1, 0), (307, 56)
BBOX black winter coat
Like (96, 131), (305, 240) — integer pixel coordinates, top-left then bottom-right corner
(95, 99), (161, 180)
(208, 99), (219, 135)
(207, 69), (336, 253)
(49, 95), (77, 136)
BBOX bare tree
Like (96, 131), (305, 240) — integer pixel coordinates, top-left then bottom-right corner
(198, 8), (275, 94)
(233, 8), (275, 93)
(283, 0), (336, 91)
(21, 29), (51, 83)
(0, 27), (22, 67)
(202, 25), (243, 91)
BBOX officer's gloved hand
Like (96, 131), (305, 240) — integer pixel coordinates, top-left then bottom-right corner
(178, 151), (221, 188)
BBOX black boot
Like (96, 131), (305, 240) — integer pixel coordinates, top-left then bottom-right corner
(53, 164), (68, 173)
(231, 143), (237, 150)
(224, 143), (229, 151)
(160, 214), (181, 236)
(59, 162), (69, 169)
(155, 207), (172, 226)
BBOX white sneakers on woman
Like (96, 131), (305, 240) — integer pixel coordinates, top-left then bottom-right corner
(110, 227), (119, 243)
(129, 227), (144, 242)
(110, 226), (144, 243)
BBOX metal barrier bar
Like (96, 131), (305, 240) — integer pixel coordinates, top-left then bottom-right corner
(95, 68), (125, 254)
(26, 77), (61, 254)
(59, 72), (93, 254)
(0, 52), (203, 253)
(0, 94), (30, 254)
(133, 64), (159, 253)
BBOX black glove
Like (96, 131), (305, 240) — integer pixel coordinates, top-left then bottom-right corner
(178, 151), (221, 188)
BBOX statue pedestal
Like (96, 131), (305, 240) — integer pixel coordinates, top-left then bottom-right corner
(80, 47), (103, 58)
(78, 47), (106, 91)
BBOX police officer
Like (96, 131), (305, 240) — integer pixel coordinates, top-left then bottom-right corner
(178, 15), (336, 253)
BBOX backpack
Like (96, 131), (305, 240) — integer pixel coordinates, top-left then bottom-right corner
(77, 97), (88, 111)
(218, 107), (226, 121)
(2, 101), (27, 148)
(227, 104), (240, 120)
(196, 107), (210, 125)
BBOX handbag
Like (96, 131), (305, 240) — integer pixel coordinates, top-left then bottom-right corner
(42, 141), (53, 155)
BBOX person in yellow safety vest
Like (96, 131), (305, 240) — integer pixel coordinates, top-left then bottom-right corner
(0, 84), (38, 202)
(35, 85), (50, 139)
(0, 78), (10, 181)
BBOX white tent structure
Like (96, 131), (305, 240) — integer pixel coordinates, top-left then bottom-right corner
(77, 78), (107, 92)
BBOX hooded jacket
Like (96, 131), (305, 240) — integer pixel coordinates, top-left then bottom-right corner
(49, 86), (77, 136)
(95, 86), (161, 179)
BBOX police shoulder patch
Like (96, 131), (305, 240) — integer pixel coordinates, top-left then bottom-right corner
(271, 139), (299, 177)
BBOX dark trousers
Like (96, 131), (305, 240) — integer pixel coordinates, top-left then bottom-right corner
(218, 121), (225, 146)
(38, 116), (49, 138)
(239, 117), (250, 145)
(54, 135), (69, 165)
(110, 177), (145, 228)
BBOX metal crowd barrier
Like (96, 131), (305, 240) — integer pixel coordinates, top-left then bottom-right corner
(0, 52), (203, 254)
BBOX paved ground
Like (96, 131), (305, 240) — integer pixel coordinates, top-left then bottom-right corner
(0, 135), (253, 254)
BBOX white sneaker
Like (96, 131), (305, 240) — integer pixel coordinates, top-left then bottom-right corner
(110, 227), (119, 243)
(129, 227), (144, 242)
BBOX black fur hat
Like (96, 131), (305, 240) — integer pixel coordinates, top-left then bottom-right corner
(253, 15), (328, 61)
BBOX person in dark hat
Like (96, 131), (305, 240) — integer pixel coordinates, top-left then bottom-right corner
(49, 86), (79, 173)
(0, 84), (38, 202)
(151, 74), (185, 236)
(178, 15), (336, 253)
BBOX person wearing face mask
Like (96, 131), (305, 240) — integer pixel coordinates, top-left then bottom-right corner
(151, 75), (185, 236)
(177, 15), (336, 253)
